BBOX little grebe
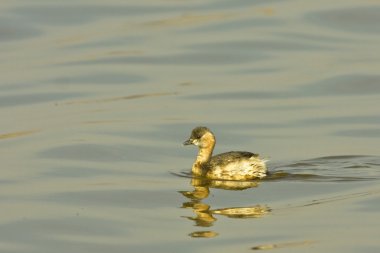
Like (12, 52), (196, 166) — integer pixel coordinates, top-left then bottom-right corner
(183, 126), (267, 180)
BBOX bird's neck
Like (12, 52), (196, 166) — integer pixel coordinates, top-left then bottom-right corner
(196, 146), (213, 163)
(192, 142), (215, 176)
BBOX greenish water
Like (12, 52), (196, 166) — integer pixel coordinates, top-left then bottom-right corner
(0, 0), (380, 252)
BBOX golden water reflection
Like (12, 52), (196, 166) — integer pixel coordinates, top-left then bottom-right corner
(180, 178), (271, 238)
(0, 129), (39, 140)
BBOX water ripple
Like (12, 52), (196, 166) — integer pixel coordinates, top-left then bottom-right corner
(174, 155), (380, 185)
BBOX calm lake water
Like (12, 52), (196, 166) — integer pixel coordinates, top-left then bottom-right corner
(1, 0), (380, 252)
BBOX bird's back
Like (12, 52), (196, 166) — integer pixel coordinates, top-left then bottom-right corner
(204, 151), (267, 180)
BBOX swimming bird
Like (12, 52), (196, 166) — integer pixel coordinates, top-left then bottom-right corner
(183, 126), (267, 180)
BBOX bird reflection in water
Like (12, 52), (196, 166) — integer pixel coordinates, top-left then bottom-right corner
(179, 177), (271, 238)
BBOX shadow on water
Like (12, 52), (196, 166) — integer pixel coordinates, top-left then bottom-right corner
(174, 155), (380, 239)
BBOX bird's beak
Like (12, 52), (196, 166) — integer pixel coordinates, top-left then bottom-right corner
(183, 138), (193, 146)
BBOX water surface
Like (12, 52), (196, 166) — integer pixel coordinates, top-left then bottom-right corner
(0, 0), (380, 252)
